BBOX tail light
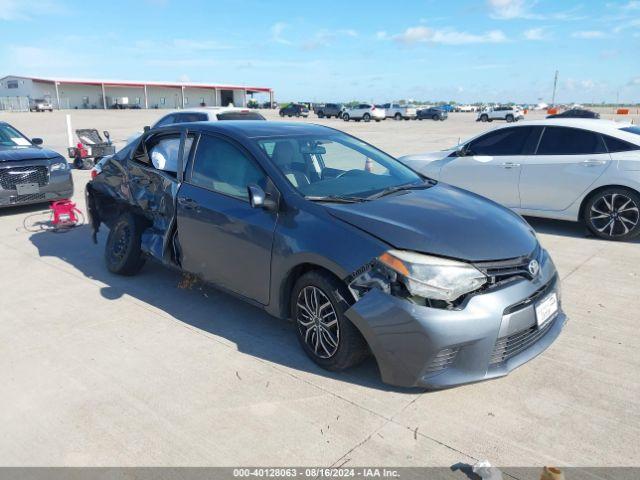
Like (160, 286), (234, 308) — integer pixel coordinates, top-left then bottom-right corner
(371, 106), (376, 110)
(90, 169), (99, 179)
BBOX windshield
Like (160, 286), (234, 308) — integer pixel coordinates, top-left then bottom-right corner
(256, 132), (422, 199)
(0, 124), (32, 148)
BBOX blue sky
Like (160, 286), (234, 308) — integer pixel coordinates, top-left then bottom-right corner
(1, 0), (639, 103)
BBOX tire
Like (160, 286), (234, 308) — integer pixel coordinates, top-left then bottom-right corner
(432, 114), (439, 121)
(105, 212), (146, 275)
(480, 114), (488, 122)
(583, 188), (640, 241)
(291, 271), (368, 371)
(317, 111), (324, 118)
(342, 113), (350, 122)
(279, 111), (284, 117)
(394, 113), (402, 121)
(506, 114), (514, 123)
(363, 113), (371, 122)
(73, 156), (85, 170)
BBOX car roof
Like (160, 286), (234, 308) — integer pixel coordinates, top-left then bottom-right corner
(165, 106), (249, 116)
(487, 118), (640, 144)
(188, 121), (337, 139)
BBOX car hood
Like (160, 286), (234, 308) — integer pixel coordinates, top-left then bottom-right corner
(0, 147), (60, 162)
(324, 183), (538, 262)
(399, 150), (454, 165)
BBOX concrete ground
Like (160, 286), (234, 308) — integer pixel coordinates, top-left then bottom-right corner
(0, 109), (639, 467)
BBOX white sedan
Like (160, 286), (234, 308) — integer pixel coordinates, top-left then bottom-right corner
(400, 119), (640, 241)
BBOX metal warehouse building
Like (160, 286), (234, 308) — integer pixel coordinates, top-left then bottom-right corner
(0, 75), (274, 111)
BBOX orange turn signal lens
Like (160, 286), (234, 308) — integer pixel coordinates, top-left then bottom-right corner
(378, 252), (410, 276)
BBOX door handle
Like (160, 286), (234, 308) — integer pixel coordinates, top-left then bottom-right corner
(581, 159), (606, 166)
(178, 196), (196, 206)
(500, 162), (521, 168)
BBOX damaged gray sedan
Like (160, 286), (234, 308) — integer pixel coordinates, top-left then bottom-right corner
(86, 121), (566, 388)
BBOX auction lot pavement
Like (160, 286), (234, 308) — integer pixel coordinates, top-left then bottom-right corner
(1, 109), (639, 467)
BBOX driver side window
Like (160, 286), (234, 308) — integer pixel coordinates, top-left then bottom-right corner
(468, 127), (533, 156)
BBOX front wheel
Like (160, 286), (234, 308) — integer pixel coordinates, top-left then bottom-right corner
(584, 188), (640, 241)
(506, 114), (514, 122)
(292, 271), (368, 371)
(317, 111), (324, 118)
(105, 212), (146, 275)
(363, 113), (371, 122)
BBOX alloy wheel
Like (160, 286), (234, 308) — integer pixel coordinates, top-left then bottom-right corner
(589, 193), (639, 237)
(296, 286), (340, 359)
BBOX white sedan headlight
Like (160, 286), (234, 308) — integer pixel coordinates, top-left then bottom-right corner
(378, 250), (487, 302)
(50, 161), (69, 172)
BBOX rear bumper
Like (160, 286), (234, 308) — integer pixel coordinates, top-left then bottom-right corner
(345, 255), (566, 388)
(0, 172), (74, 207)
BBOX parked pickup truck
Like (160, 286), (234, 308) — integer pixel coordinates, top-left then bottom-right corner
(380, 103), (417, 120)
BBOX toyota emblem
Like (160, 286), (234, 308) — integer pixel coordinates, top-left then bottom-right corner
(528, 259), (540, 277)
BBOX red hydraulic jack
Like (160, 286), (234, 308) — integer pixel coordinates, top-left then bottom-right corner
(50, 200), (83, 229)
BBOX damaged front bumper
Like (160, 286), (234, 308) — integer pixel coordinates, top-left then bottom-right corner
(345, 256), (566, 388)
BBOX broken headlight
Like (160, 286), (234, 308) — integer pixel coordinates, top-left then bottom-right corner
(377, 250), (487, 302)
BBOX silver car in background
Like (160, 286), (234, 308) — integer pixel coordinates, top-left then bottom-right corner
(342, 103), (385, 122)
(401, 119), (640, 241)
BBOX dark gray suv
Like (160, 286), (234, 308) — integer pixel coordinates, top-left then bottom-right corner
(86, 122), (565, 388)
(315, 103), (345, 119)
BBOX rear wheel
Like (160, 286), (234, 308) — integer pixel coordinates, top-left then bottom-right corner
(394, 112), (402, 121)
(584, 188), (640, 241)
(105, 212), (146, 275)
(292, 271), (368, 371)
(480, 114), (488, 122)
(432, 114), (439, 121)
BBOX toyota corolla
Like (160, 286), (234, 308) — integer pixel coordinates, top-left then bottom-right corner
(86, 122), (566, 388)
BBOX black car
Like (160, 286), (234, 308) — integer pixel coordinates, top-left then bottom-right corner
(0, 122), (73, 207)
(315, 103), (345, 119)
(417, 108), (448, 121)
(86, 121), (564, 389)
(279, 104), (309, 118)
(547, 108), (600, 119)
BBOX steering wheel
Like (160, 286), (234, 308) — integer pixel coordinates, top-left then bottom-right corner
(336, 169), (366, 178)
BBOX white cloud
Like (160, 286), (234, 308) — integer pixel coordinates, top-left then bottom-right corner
(0, 0), (59, 20)
(488, 0), (533, 19)
(523, 27), (550, 40)
(393, 26), (507, 45)
(270, 22), (291, 45)
(572, 30), (606, 38)
(628, 76), (640, 86)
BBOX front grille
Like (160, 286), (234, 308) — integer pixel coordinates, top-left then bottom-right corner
(490, 314), (557, 365)
(0, 166), (49, 190)
(425, 347), (460, 373)
(474, 246), (541, 284)
(10, 193), (46, 204)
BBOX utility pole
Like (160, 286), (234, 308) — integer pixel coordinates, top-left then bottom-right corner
(551, 70), (558, 106)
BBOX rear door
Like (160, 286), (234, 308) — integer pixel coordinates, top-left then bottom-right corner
(519, 126), (611, 211)
(440, 126), (536, 207)
(176, 132), (277, 304)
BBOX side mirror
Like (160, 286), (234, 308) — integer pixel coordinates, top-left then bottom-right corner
(103, 130), (110, 140)
(32, 138), (43, 146)
(248, 184), (277, 211)
(143, 125), (151, 132)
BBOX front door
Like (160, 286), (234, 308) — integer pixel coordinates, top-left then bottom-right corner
(519, 126), (611, 211)
(440, 126), (536, 208)
(176, 133), (277, 304)
(220, 90), (234, 106)
(127, 130), (188, 260)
